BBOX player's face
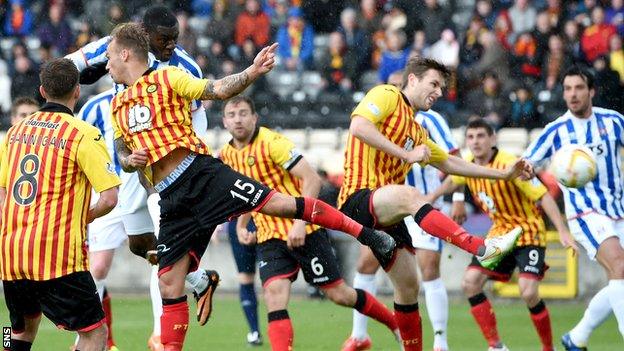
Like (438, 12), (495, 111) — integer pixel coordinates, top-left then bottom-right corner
(105, 40), (125, 84)
(563, 75), (594, 117)
(149, 25), (179, 62)
(223, 102), (258, 142)
(465, 127), (496, 158)
(11, 104), (38, 126)
(406, 69), (445, 110)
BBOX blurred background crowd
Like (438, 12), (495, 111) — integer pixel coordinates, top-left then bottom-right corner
(0, 0), (623, 130)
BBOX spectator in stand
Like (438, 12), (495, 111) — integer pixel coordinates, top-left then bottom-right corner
(542, 34), (573, 87)
(581, 6), (618, 62)
(204, 40), (230, 78)
(506, 85), (543, 129)
(606, 0), (624, 35)
(592, 55), (624, 112)
(418, 0), (450, 45)
(562, 19), (586, 62)
(268, 0), (289, 36)
(428, 28), (460, 69)
(508, 0), (537, 43)
(463, 30), (511, 90)
(36, 3), (74, 56)
(4, 0), (33, 37)
(320, 32), (358, 93)
(176, 11), (199, 58)
(410, 30), (430, 58)
(494, 10), (513, 50)
(99, 3), (128, 37)
(37, 42), (53, 66)
(206, 0), (235, 49)
(475, 0), (498, 30)
(609, 35), (624, 82)
(511, 32), (542, 83)
(464, 71), (511, 129)
(572, 0), (598, 27)
(235, 0), (271, 48)
(460, 16), (486, 66)
(359, 0), (383, 35)
(378, 29), (409, 83)
(300, 0), (343, 33)
(192, 0), (213, 18)
(543, 0), (566, 29)
(338, 8), (371, 76)
(276, 7), (315, 71)
(533, 11), (553, 62)
(10, 55), (39, 101)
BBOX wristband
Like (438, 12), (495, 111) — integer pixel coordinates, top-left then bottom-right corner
(452, 192), (465, 202)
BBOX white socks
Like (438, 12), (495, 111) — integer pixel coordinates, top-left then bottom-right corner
(94, 279), (106, 302)
(569, 286), (612, 345)
(186, 269), (209, 294)
(351, 273), (377, 340)
(422, 278), (449, 351)
(607, 279), (624, 338)
(150, 265), (162, 336)
(146, 193), (161, 236)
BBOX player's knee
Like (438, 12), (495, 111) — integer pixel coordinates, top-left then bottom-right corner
(322, 285), (353, 307)
(461, 276), (480, 296)
(520, 285), (539, 305)
(420, 265), (440, 281)
(398, 187), (423, 214)
(395, 276), (420, 299)
(610, 257), (624, 278)
(90, 262), (110, 280)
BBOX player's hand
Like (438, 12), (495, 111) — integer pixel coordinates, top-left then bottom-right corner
(124, 148), (149, 169)
(451, 201), (467, 223)
(237, 227), (257, 245)
(559, 229), (579, 254)
(145, 250), (159, 265)
(287, 223), (306, 249)
(250, 43), (278, 77)
(504, 158), (533, 180)
(405, 145), (431, 164)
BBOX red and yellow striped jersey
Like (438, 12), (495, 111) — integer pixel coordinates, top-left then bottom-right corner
(219, 127), (318, 243)
(338, 85), (448, 207)
(0, 103), (121, 281)
(110, 66), (211, 182)
(451, 149), (547, 247)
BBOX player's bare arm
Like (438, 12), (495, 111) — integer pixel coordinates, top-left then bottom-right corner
(350, 116), (431, 163)
(432, 155), (532, 181)
(539, 192), (579, 253)
(114, 137), (148, 172)
(87, 187), (119, 223)
(200, 43), (278, 100)
(285, 158), (322, 249)
(236, 212), (257, 245)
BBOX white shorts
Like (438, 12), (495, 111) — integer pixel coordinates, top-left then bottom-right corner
(404, 216), (442, 252)
(568, 212), (624, 260)
(88, 208), (127, 252)
(118, 171), (154, 235)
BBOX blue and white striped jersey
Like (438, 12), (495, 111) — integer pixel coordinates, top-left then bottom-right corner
(77, 89), (120, 175)
(523, 107), (624, 219)
(66, 36), (204, 112)
(406, 109), (459, 208)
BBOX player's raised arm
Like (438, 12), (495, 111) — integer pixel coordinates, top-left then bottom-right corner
(431, 154), (532, 181)
(200, 43), (278, 100)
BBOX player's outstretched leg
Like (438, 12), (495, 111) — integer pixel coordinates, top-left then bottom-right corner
(564, 286), (611, 350)
(519, 277), (553, 351)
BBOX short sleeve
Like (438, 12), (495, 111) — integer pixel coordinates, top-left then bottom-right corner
(269, 133), (302, 170)
(424, 139), (449, 164)
(165, 67), (209, 100)
(513, 176), (547, 201)
(65, 36), (111, 72)
(351, 85), (400, 124)
(110, 105), (123, 140)
(77, 127), (121, 193)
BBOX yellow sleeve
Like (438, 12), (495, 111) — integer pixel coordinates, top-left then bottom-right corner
(351, 85), (400, 124)
(110, 105), (122, 140)
(513, 176), (547, 201)
(0, 139), (8, 188)
(424, 139), (449, 164)
(269, 132), (303, 170)
(77, 127), (122, 193)
(165, 67), (209, 100)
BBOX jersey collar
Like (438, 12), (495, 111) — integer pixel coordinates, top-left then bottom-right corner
(40, 102), (73, 115)
(143, 67), (156, 76)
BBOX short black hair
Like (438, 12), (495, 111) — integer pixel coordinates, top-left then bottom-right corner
(562, 65), (594, 89)
(10, 97), (39, 117)
(40, 58), (79, 99)
(466, 118), (495, 136)
(402, 57), (451, 89)
(224, 96), (256, 115)
(143, 6), (178, 31)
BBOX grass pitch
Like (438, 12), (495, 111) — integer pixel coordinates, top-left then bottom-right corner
(0, 295), (620, 350)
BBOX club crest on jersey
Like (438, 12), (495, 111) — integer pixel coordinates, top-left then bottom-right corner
(146, 84), (157, 94)
(403, 137), (414, 151)
(247, 156), (256, 166)
(106, 162), (116, 174)
(367, 102), (380, 116)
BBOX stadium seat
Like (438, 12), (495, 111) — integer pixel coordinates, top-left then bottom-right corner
(309, 129), (342, 150)
(301, 71), (323, 101)
(281, 129), (308, 150)
(359, 70), (379, 91)
(497, 128), (528, 148)
(266, 71), (300, 100)
(451, 128), (465, 148)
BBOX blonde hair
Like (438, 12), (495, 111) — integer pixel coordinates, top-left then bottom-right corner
(110, 23), (150, 63)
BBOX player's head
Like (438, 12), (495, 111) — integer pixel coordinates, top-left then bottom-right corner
(562, 65), (594, 117)
(223, 96), (258, 142)
(39, 58), (80, 106)
(107, 23), (150, 85)
(10, 97), (39, 126)
(465, 118), (496, 159)
(387, 70), (404, 88)
(401, 57), (450, 111)
(143, 5), (179, 62)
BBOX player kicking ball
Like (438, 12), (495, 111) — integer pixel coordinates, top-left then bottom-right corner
(430, 119), (575, 351)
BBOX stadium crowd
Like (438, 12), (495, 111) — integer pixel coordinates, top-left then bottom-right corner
(0, 0), (622, 130)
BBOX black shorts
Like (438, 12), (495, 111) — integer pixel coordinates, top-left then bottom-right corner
(227, 218), (258, 274)
(339, 189), (414, 267)
(257, 229), (342, 288)
(157, 154), (273, 274)
(468, 245), (548, 282)
(3, 271), (104, 333)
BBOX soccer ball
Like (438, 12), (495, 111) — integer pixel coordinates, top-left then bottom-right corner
(549, 144), (597, 188)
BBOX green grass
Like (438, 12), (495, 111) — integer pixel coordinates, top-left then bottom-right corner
(0, 295), (620, 350)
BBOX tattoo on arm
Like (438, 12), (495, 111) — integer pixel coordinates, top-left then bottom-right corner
(201, 71), (251, 100)
(114, 137), (135, 172)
